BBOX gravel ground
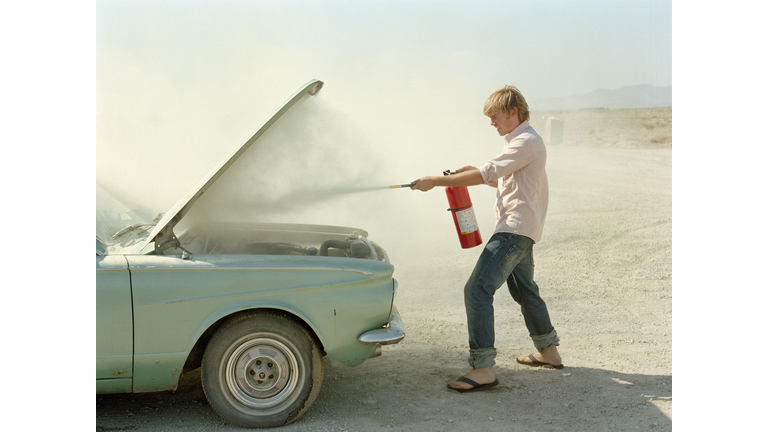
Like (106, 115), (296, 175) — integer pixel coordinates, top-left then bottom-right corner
(96, 123), (673, 431)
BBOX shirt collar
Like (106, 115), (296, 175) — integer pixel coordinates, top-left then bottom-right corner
(504, 120), (530, 143)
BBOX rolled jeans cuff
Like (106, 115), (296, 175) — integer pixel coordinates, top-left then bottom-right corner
(468, 347), (496, 368)
(532, 329), (560, 352)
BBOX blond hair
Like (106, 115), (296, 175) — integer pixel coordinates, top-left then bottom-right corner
(483, 85), (530, 123)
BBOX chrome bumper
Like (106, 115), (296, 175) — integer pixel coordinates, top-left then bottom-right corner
(358, 305), (405, 346)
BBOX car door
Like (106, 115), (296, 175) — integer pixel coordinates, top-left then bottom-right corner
(96, 254), (134, 393)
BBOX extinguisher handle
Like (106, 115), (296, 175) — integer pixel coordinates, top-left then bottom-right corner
(443, 169), (457, 176)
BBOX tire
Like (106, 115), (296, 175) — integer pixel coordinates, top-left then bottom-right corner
(201, 311), (324, 427)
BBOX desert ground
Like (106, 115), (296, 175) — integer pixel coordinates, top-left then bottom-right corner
(96, 107), (673, 431)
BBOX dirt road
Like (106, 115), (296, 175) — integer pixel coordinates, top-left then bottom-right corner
(96, 141), (672, 431)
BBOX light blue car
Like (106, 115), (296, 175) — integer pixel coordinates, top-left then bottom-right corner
(96, 80), (404, 428)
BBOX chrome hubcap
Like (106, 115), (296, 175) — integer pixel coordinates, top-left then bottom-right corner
(226, 338), (299, 408)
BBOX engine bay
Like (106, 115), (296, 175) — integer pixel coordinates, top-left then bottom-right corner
(176, 222), (386, 261)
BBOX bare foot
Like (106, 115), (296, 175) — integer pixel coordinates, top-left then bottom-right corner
(516, 346), (563, 367)
(447, 366), (496, 390)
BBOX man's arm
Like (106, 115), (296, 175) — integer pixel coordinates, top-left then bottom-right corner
(411, 166), (485, 192)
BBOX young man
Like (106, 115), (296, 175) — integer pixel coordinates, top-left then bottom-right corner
(411, 85), (562, 392)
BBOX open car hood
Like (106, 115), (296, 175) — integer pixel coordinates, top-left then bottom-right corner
(138, 80), (325, 254)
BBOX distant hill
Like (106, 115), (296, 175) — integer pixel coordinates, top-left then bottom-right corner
(531, 84), (671, 110)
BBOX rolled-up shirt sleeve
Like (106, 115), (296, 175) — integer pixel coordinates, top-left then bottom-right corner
(480, 138), (534, 184)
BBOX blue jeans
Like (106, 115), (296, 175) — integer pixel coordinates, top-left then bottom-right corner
(464, 232), (559, 368)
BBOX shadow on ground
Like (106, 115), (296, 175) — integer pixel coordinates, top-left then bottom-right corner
(97, 351), (671, 432)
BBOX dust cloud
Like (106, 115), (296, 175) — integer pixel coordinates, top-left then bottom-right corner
(174, 93), (475, 261)
(187, 96), (387, 220)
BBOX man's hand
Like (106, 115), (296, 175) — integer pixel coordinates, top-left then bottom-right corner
(411, 176), (439, 192)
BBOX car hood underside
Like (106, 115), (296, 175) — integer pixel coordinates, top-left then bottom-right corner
(138, 80), (325, 255)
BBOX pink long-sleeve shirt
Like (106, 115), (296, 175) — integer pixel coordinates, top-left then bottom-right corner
(479, 120), (549, 243)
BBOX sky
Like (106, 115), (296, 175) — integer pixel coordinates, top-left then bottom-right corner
(96, 0), (672, 100)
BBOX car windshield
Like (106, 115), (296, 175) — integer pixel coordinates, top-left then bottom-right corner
(96, 183), (158, 242)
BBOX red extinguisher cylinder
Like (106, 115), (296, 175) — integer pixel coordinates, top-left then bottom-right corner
(445, 186), (482, 249)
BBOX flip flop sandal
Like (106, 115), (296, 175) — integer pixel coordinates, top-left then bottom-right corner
(517, 353), (564, 369)
(447, 376), (499, 393)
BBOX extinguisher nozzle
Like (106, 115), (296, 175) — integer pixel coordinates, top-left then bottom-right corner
(390, 183), (416, 189)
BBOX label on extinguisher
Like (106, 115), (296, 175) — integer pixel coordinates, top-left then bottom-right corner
(455, 207), (479, 235)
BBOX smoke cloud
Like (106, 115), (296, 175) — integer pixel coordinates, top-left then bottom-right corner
(171, 93), (494, 261)
(188, 96), (388, 221)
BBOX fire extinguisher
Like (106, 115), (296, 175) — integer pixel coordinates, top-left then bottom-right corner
(444, 170), (483, 249)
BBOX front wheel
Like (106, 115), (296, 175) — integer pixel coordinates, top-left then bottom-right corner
(201, 312), (324, 427)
